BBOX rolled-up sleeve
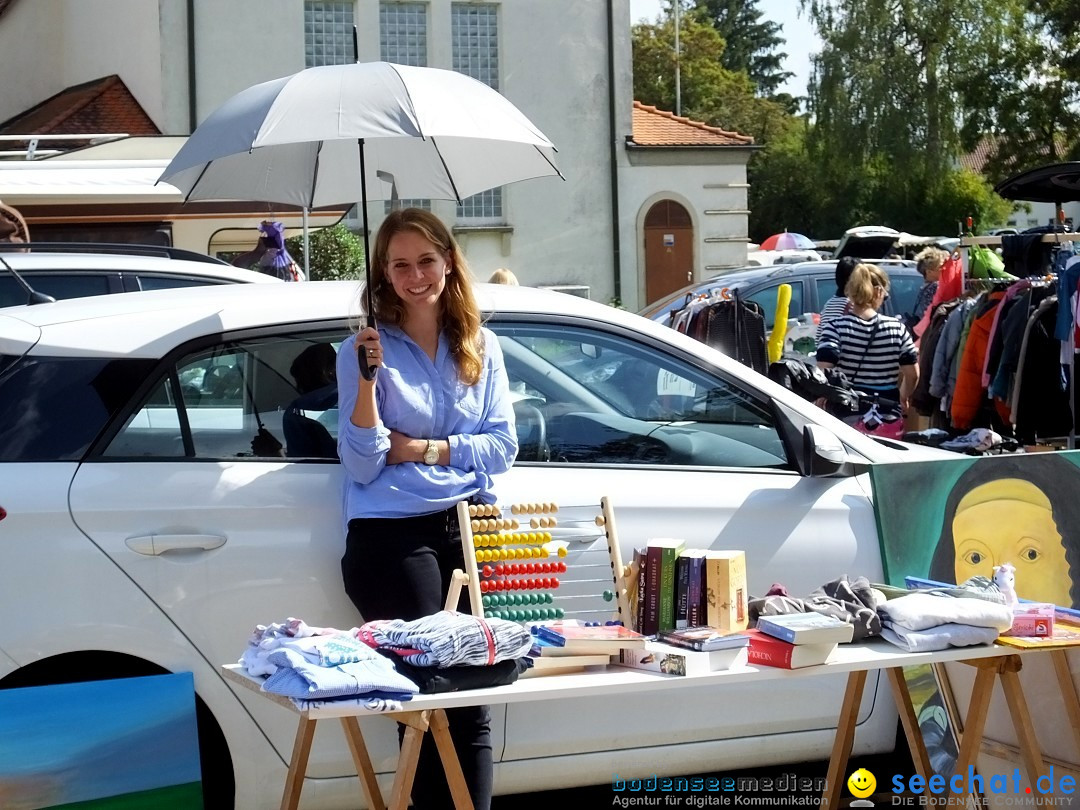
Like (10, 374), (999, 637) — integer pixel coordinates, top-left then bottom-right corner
(448, 333), (518, 475)
(336, 335), (391, 485)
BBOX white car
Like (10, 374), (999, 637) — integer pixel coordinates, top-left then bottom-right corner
(0, 281), (933, 807)
(0, 245), (278, 307)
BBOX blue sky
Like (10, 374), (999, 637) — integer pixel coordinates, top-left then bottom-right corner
(628, 0), (819, 99)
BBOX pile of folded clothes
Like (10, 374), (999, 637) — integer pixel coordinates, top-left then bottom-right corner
(240, 611), (534, 709)
(876, 580), (1014, 652)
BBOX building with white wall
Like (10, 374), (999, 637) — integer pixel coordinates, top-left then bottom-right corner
(0, 0), (753, 310)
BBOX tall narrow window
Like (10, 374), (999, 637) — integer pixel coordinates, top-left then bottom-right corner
(304, 2), (355, 67)
(452, 3), (502, 223)
(381, 2), (430, 213)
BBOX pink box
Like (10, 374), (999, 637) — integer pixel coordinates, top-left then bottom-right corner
(1002, 603), (1055, 637)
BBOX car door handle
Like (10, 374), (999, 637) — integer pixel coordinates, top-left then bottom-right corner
(125, 533), (227, 555)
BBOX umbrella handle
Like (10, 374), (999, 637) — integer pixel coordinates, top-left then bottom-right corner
(359, 313), (379, 381)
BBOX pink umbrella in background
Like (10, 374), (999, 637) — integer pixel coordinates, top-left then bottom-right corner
(759, 231), (816, 250)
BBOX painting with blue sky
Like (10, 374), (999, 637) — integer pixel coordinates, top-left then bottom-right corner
(0, 673), (202, 809)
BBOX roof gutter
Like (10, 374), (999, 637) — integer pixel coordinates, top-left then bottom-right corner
(606, 0), (621, 304)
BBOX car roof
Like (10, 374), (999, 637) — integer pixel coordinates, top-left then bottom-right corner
(0, 280), (712, 360)
(0, 251), (278, 283)
(640, 259), (918, 318)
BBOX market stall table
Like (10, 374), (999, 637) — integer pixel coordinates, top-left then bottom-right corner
(221, 640), (1072, 809)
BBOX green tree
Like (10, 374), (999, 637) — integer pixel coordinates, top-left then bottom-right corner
(797, 0), (1022, 235)
(631, 15), (791, 143)
(957, 0), (1080, 179)
(285, 223), (365, 282)
(690, 0), (793, 97)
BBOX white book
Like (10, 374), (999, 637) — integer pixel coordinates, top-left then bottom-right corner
(618, 640), (749, 677)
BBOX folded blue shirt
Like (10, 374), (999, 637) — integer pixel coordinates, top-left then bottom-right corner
(263, 647), (419, 700)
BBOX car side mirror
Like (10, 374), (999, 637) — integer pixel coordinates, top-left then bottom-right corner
(802, 424), (849, 477)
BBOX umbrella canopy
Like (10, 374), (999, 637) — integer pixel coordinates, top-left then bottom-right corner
(993, 161), (1080, 204)
(159, 61), (562, 208)
(759, 231), (815, 251)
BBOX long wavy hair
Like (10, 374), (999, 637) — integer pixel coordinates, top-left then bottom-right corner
(366, 208), (484, 385)
(928, 456), (1080, 608)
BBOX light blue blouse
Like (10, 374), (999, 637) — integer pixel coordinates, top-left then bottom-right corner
(336, 323), (517, 522)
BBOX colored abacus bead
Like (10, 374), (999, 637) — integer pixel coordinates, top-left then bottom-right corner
(603, 590), (615, 602)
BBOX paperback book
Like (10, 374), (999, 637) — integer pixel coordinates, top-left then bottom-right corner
(755, 613), (854, 645)
(742, 629), (837, 669)
(657, 625), (751, 652)
(619, 641), (749, 677)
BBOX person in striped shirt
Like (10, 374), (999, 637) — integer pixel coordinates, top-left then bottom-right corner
(816, 256), (860, 342)
(817, 263), (918, 415)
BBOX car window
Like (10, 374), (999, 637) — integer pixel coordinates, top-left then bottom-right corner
(885, 274), (922, 320)
(744, 282), (804, 329)
(0, 355), (156, 461)
(0, 274), (112, 307)
(815, 277), (836, 310)
(104, 331), (345, 460)
(136, 275), (223, 291)
(493, 322), (789, 469)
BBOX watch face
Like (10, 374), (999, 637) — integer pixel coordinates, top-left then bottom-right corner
(424, 442), (439, 464)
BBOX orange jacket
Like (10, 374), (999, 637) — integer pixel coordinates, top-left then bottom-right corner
(951, 292), (1005, 429)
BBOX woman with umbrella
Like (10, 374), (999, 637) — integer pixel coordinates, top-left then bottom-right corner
(336, 208), (518, 810)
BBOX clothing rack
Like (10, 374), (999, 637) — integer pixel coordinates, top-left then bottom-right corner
(956, 234), (1077, 449)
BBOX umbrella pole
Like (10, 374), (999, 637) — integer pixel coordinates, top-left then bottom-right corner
(358, 137), (378, 381)
(302, 206), (310, 280)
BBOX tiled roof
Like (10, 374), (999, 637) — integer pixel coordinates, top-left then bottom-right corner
(0, 75), (160, 138)
(630, 101), (753, 147)
(958, 138), (995, 175)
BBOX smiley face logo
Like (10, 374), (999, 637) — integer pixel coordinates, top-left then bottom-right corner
(847, 768), (876, 799)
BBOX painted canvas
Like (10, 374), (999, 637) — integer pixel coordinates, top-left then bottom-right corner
(870, 450), (1080, 607)
(0, 672), (202, 809)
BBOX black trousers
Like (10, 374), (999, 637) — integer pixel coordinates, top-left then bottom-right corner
(342, 507), (492, 810)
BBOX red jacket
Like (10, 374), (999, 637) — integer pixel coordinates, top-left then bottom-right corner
(951, 292), (1005, 429)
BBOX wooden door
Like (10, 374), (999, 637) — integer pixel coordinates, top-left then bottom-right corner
(644, 200), (694, 304)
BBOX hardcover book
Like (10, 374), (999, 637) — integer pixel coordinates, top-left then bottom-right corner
(642, 545), (661, 635)
(619, 641), (749, 677)
(675, 555), (691, 629)
(681, 549), (708, 627)
(532, 622), (647, 653)
(742, 629), (837, 669)
(704, 550), (748, 633)
(755, 613), (854, 645)
(632, 547), (647, 634)
(657, 625), (750, 652)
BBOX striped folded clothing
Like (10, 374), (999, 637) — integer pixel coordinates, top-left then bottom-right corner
(357, 610), (533, 667)
(262, 647), (419, 701)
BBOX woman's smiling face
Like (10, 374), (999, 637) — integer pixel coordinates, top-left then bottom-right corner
(385, 229), (449, 315)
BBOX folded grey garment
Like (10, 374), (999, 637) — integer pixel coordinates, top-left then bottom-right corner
(919, 575), (1006, 604)
(749, 575), (883, 641)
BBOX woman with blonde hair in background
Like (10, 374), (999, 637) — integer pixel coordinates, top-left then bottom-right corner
(488, 267), (519, 285)
(817, 262), (918, 422)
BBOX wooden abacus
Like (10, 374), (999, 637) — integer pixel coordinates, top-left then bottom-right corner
(445, 496), (633, 633)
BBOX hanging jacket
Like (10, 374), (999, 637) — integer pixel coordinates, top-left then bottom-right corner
(1014, 297), (1073, 444)
(912, 300), (957, 417)
(930, 299), (977, 401)
(951, 291), (1006, 429)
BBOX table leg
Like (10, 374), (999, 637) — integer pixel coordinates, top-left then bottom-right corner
(388, 711), (430, 810)
(1050, 649), (1080, 760)
(428, 708), (475, 810)
(822, 669), (867, 810)
(887, 667), (934, 779)
(998, 661), (1046, 788)
(281, 716), (316, 810)
(950, 662), (997, 798)
(341, 716), (387, 810)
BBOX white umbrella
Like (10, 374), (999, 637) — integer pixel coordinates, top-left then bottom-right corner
(159, 61), (562, 378)
(160, 61), (561, 208)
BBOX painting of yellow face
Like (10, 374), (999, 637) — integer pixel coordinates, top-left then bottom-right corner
(952, 489), (1071, 607)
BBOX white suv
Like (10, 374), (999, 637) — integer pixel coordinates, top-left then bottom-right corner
(0, 243), (277, 307)
(0, 281), (932, 807)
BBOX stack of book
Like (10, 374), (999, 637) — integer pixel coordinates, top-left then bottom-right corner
(743, 613), (853, 669)
(632, 541), (748, 636)
(619, 626), (750, 676)
(529, 621), (647, 656)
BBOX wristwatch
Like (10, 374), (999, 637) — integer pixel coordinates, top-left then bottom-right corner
(423, 439), (440, 465)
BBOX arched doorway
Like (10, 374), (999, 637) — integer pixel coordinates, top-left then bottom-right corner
(644, 200), (694, 304)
